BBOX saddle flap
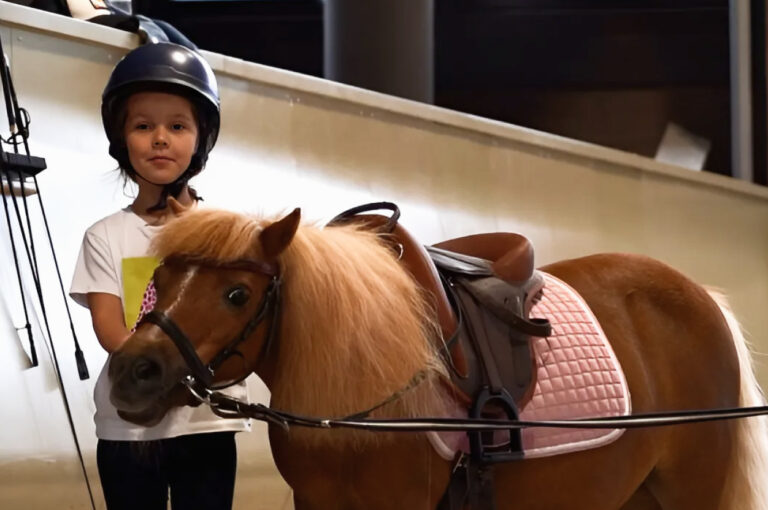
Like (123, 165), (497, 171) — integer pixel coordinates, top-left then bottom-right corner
(451, 281), (537, 404)
(456, 274), (552, 338)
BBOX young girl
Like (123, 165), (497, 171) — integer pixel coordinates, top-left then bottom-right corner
(70, 43), (250, 510)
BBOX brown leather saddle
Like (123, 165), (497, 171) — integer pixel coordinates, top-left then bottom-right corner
(329, 203), (553, 510)
(328, 203), (552, 459)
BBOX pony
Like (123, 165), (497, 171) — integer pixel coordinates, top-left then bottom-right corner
(108, 204), (768, 510)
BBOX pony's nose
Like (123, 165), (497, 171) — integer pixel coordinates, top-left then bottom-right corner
(109, 352), (168, 407)
(130, 356), (164, 389)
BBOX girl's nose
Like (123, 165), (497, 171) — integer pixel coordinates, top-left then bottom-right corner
(152, 128), (169, 148)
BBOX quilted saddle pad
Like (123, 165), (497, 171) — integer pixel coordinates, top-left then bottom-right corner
(429, 271), (631, 460)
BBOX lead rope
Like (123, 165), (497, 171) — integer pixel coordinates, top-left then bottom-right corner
(0, 40), (95, 510)
(183, 375), (768, 432)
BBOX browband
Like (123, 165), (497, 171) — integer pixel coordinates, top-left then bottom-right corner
(163, 255), (279, 277)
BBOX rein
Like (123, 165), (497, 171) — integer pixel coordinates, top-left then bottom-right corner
(182, 376), (768, 432)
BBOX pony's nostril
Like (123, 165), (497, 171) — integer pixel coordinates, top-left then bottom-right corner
(132, 357), (162, 383)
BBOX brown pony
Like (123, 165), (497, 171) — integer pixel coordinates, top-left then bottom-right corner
(108, 206), (768, 510)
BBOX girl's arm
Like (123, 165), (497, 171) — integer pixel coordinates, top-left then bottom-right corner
(86, 292), (130, 353)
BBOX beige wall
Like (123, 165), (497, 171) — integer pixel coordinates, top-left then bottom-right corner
(2, 2), (768, 509)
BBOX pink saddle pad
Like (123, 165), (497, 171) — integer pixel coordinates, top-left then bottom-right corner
(429, 271), (631, 460)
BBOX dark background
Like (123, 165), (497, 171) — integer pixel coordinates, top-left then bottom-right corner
(130, 0), (767, 183)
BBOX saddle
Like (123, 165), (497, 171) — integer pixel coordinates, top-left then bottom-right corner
(329, 203), (553, 510)
(328, 203), (552, 457)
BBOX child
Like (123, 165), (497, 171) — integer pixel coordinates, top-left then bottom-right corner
(69, 43), (250, 510)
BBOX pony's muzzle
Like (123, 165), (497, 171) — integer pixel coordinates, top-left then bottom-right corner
(131, 356), (163, 386)
(109, 351), (170, 410)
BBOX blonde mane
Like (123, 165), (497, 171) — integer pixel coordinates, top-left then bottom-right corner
(152, 208), (448, 445)
(151, 208), (267, 261)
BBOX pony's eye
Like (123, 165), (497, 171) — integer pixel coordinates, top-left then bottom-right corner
(225, 286), (250, 307)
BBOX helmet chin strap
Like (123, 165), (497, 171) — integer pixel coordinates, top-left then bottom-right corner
(133, 171), (192, 214)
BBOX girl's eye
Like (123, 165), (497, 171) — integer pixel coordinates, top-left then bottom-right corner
(135, 123), (149, 130)
(172, 123), (185, 131)
(225, 286), (250, 307)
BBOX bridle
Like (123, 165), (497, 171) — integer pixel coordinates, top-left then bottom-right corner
(138, 255), (282, 390)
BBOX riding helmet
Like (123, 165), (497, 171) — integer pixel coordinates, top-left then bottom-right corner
(101, 42), (220, 180)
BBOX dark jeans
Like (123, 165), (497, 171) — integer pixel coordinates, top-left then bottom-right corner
(97, 431), (237, 510)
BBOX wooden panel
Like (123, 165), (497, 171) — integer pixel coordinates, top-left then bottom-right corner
(436, 1), (731, 174)
(437, 86), (731, 175)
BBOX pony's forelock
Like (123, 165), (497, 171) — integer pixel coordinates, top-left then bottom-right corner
(151, 208), (267, 262)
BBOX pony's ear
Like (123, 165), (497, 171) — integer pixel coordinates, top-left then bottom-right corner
(260, 208), (301, 259)
(167, 197), (190, 216)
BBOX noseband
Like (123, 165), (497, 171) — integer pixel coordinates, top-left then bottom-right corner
(139, 256), (281, 389)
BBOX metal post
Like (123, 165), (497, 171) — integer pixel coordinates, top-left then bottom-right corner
(730, 0), (753, 181)
(324, 0), (434, 103)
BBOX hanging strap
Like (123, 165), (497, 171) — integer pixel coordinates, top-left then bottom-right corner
(0, 37), (95, 510)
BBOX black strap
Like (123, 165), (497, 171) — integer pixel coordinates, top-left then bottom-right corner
(0, 164), (36, 367)
(140, 273), (281, 390)
(181, 385), (768, 432)
(208, 277), (280, 374)
(164, 255), (279, 277)
(143, 310), (214, 387)
(0, 37), (95, 510)
(437, 454), (470, 510)
(327, 201), (401, 233)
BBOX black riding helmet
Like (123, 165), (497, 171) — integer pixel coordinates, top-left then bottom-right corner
(101, 42), (220, 208)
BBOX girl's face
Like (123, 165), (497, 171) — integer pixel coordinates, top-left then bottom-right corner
(123, 92), (199, 187)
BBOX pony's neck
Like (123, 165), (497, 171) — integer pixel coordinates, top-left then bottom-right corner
(264, 224), (448, 428)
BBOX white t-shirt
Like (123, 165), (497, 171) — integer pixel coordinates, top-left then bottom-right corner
(70, 207), (250, 441)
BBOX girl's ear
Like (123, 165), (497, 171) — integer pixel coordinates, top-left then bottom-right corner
(259, 208), (301, 259)
(167, 197), (190, 216)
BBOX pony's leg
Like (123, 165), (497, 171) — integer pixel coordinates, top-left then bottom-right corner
(645, 293), (768, 510)
(619, 485), (662, 510)
(272, 430), (453, 510)
(537, 255), (744, 510)
(293, 495), (323, 510)
(642, 422), (736, 510)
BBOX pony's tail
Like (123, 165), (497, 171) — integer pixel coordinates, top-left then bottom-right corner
(708, 290), (768, 510)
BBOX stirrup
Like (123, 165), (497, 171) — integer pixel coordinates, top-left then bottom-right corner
(469, 387), (524, 464)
